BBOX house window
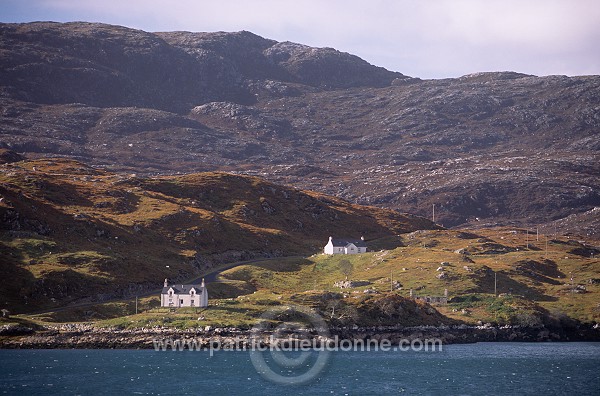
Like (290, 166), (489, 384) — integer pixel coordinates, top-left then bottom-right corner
(191, 299), (195, 306)
(180, 299), (184, 305)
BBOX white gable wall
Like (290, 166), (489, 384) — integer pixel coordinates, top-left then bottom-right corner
(199, 286), (208, 307)
(324, 237), (367, 255)
(324, 243), (345, 254)
(324, 243), (366, 255)
(324, 240), (335, 254)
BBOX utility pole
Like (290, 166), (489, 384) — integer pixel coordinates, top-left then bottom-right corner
(545, 236), (548, 259)
(526, 229), (529, 249)
(494, 271), (497, 297)
(536, 227), (539, 241)
(432, 203), (435, 223)
(570, 272), (574, 295)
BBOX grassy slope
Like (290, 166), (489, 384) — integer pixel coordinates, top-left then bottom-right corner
(2, 159), (597, 329)
(19, 228), (598, 330)
(209, 228), (600, 327)
(0, 158), (435, 313)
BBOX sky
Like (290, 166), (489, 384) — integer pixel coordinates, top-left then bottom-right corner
(1, 0), (599, 79)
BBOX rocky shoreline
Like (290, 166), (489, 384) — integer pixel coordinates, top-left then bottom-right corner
(2, 323), (599, 349)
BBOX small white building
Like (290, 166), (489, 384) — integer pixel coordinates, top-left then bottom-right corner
(161, 278), (208, 308)
(324, 236), (367, 255)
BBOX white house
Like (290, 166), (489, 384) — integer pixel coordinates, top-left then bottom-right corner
(161, 278), (208, 308)
(324, 236), (367, 255)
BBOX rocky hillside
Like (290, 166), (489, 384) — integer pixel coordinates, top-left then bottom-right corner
(0, 22), (599, 236)
(0, 158), (435, 312)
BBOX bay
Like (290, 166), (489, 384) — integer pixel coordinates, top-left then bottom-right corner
(1, 343), (599, 395)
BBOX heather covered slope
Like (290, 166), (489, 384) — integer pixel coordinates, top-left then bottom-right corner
(0, 22), (599, 236)
(0, 158), (435, 313)
(8, 227), (600, 331)
(208, 228), (600, 326)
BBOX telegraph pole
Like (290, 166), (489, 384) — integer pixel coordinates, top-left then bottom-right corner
(570, 272), (574, 295)
(432, 204), (435, 223)
(494, 271), (497, 297)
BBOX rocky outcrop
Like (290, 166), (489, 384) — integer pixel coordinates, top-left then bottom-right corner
(0, 23), (402, 113)
(1, 22), (599, 236)
(262, 41), (407, 88)
(2, 323), (598, 349)
(0, 149), (24, 164)
(333, 280), (371, 289)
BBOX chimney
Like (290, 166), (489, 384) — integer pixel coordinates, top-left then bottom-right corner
(164, 278), (168, 288)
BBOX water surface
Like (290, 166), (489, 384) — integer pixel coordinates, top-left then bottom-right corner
(1, 343), (599, 395)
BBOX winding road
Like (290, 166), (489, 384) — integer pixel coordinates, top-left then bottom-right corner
(23, 256), (301, 316)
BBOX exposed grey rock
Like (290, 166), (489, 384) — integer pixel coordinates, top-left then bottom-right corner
(0, 22), (598, 236)
(334, 280), (371, 289)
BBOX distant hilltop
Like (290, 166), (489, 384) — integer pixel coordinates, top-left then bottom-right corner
(0, 22), (408, 112)
(0, 22), (599, 236)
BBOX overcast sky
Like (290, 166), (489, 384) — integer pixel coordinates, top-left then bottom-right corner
(1, 0), (599, 79)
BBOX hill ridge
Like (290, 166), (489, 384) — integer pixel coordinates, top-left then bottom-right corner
(0, 21), (598, 236)
(0, 157), (437, 313)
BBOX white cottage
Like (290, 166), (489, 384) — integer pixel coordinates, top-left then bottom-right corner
(324, 236), (367, 255)
(161, 278), (208, 308)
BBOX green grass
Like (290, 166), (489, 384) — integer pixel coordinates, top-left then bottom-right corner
(209, 229), (600, 326)
(2, 158), (436, 315)
(12, 228), (600, 328)
(95, 292), (282, 329)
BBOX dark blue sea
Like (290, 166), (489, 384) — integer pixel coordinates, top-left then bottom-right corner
(1, 343), (599, 395)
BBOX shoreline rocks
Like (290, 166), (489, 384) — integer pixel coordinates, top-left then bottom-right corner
(2, 323), (599, 349)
